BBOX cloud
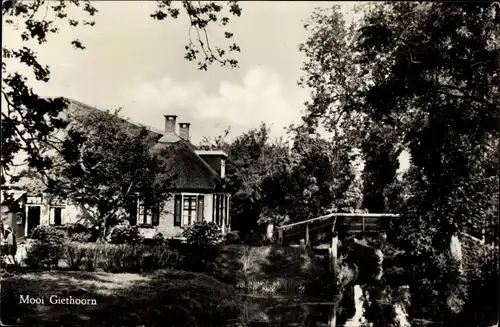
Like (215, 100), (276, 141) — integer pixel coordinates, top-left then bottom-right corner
(127, 66), (307, 142)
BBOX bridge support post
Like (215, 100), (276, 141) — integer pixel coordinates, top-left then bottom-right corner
(305, 223), (310, 248)
(328, 306), (337, 327)
(329, 232), (338, 280)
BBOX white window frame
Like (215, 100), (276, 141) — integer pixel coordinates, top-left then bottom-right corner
(16, 212), (23, 225)
(26, 196), (43, 205)
(135, 194), (160, 227)
(49, 206), (65, 226)
(182, 194), (197, 226)
(175, 193), (205, 227)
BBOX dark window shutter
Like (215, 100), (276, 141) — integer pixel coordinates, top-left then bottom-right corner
(227, 197), (231, 228)
(197, 195), (204, 222)
(152, 203), (160, 226)
(224, 196), (229, 227)
(143, 197), (149, 225)
(219, 195), (224, 227)
(215, 194), (220, 225)
(174, 194), (182, 226)
(128, 195), (138, 226)
(54, 208), (62, 226)
(212, 194), (216, 223)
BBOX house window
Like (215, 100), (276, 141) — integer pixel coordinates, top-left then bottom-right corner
(213, 194), (230, 228)
(183, 196), (197, 226)
(49, 207), (64, 226)
(127, 195), (138, 226)
(16, 212), (23, 225)
(137, 197), (159, 227)
(174, 193), (205, 227)
(27, 196), (43, 204)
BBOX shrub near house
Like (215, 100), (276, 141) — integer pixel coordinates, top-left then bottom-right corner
(24, 225), (65, 269)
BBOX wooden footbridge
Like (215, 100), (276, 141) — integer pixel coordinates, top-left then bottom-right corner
(276, 213), (401, 282)
(276, 212), (401, 247)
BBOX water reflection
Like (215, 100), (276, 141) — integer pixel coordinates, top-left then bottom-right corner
(235, 284), (413, 327)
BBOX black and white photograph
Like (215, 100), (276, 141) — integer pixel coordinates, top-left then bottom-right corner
(1, 1), (499, 326)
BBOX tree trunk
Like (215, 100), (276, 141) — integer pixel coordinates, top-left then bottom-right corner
(97, 218), (107, 243)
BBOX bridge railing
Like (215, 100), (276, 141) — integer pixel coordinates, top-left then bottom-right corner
(276, 212), (401, 245)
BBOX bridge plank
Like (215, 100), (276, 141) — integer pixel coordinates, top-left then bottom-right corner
(278, 213), (399, 230)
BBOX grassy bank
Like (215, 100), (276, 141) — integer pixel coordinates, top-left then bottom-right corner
(0, 269), (240, 326)
(212, 244), (335, 298)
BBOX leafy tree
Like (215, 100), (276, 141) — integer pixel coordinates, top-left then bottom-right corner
(261, 126), (362, 225)
(224, 123), (288, 236)
(299, 2), (499, 239)
(2, 0), (242, 185)
(354, 2), (499, 252)
(298, 5), (403, 215)
(300, 2), (499, 323)
(200, 123), (292, 236)
(360, 128), (402, 213)
(47, 109), (176, 241)
(201, 123), (363, 238)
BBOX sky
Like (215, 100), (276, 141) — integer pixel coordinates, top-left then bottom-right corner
(3, 1), (409, 173)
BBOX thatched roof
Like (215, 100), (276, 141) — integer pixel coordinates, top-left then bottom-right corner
(64, 98), (222, 191)
(153, 141), (222, 191)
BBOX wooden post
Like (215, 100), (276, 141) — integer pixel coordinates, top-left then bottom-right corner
(328, 306), (337, 327)
(305, 223), (310, 248)
(330, 232), (338, 279)
(362, 216), (365, 232)
(278, 228), (283, 245)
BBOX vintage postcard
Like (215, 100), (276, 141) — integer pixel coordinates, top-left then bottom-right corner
(1, 1), (498, 326)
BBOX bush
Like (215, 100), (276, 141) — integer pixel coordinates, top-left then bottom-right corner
(144, 270), (242, 327)
(182, 221), (223, 249)
(141, 233), (166, 246)
(179, 222), (223, 273)
(61, 242), (177, 273)
(49, 223), (92, 243)
(458, 243), (499, 326)
(25, 226), (66, 269)
(224, 231), (241, 244)
(68, 232), (91, 242)
(64, 242), (87, 270)
(67, 223), (92, 242)
(84, 245), (98, 271)
(108, 225), (144, 245)
(66, 223), (89, 235)
(243, 231), (264, 246)
(211, 245), (246, 286)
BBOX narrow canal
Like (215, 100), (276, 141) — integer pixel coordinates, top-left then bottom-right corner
(231, 283), (421, 327)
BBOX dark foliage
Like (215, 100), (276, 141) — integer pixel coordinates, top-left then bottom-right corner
(108, 225), (144, 245)
(183, 221), (223, 249)
(2, 0), (242, 185)
(24, 225), (65, 269)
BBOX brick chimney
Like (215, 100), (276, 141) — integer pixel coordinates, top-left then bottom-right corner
(179, 123), (190, 141)
(164, 115), (177, 134)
